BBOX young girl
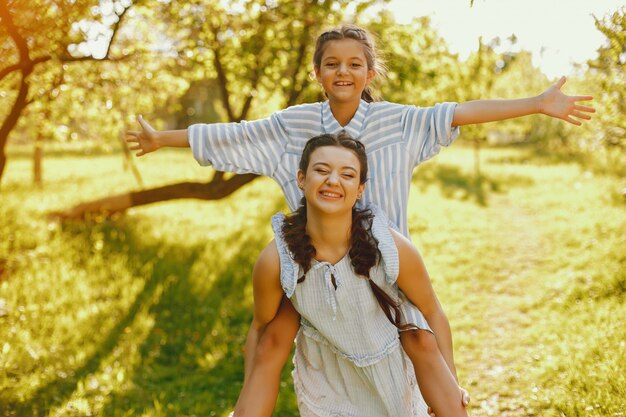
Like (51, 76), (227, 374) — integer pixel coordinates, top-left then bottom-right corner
(243, 132), (466, 416)
(126, 24), (594, 416)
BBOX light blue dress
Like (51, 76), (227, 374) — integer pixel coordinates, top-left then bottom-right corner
(271, 206), (432, 417)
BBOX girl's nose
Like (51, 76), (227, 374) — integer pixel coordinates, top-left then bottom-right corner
(337, 63), (348, 75)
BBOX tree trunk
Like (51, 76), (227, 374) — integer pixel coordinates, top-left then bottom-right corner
(0, 149), (6, 186)
(0, 73), (31, 185)
(119, 133), (144, 188)
(0, 1), (34, 185)
(49, 173), (259, 220)
(0, 0), (131, 186)
(33, 139), (42, 186)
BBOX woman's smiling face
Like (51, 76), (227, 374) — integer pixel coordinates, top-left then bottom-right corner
(314, 38), (375, 105)
(298, 145), (365, 215)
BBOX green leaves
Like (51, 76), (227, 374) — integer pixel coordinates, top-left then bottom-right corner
(586, 7), (626, 152)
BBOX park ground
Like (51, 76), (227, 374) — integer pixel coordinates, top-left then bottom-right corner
(0, 144), (625, 416)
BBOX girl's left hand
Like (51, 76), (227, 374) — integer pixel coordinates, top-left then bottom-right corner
(426, 386), (470, 416)
(539, 76), (595, 126)
(460, 386), (470, 407)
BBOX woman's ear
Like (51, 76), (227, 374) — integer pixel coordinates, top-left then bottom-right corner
(357, 182), (365, 198)
(297, 170), (305, 189)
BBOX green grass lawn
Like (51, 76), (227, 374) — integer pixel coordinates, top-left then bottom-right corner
(0, 144), (624, 416)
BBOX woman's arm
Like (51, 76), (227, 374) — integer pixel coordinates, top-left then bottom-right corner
(234, 241), (294, 417)
(391, 230), (459, 380)
(452, 76), (594, 127)
(241, 241), (285, 382)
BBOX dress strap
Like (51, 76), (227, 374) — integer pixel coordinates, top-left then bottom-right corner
(367, 203), (400, 285)
(311, 261), (343, 321)
(271, 206), (399, 294)
(270, 212), (299, 298)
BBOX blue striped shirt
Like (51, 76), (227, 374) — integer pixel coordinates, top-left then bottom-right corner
(189, 99), (459, 237)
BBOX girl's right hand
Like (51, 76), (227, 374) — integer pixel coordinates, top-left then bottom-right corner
(126, 115), (160, 156)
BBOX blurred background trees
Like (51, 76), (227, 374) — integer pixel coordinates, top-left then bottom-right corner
(581, 7), (625, 169)
(1, 0), (623, 199)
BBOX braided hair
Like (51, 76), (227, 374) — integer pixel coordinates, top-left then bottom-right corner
(282, 132), (408, 329)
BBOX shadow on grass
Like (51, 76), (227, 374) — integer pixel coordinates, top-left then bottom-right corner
(412, 162), (534, 206)
(5, 196), (298, 417)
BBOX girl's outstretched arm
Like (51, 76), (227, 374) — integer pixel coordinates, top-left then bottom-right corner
(126, 112), (287, 178)
(452, 76), (595, 127)
(126, 116), (188, 156)
(234, 241), (299, 417)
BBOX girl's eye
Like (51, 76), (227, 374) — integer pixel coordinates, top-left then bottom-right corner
(342, 173), (355, 178)
(316, 169), (328, 174)
(325, 63), (337, 67)
(351, 63), (362, 67)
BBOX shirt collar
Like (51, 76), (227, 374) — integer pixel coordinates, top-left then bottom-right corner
(321, 99), (369, 139)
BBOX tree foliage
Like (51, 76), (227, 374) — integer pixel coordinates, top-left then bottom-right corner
(366, 12), (460, 106)
(3, 0), (623, 206)
(154, 0), (385, 122)
(43, 0), (389, 218)
(0, 0), (151, 184)
(586, 6), (626, 151)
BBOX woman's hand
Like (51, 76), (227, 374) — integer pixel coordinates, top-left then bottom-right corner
(538, 76), (595, 126)
(125, 115), (161, 156)
(426, 386), (470, 416)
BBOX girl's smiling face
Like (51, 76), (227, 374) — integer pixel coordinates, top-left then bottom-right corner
(298, 145), (365, 215)
(314, 38), (376, 105)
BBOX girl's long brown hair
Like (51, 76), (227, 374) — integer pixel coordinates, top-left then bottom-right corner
(282, 133), (409, 330)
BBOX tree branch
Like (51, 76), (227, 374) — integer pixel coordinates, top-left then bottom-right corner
(211, 171), (225, 183)
(49, 174), (260, 220)
(1, 0), (133, 82)
(239, 11), (272, 121)
(103, 2), (132, 58)
(285, 14), (314, 107)
(0, 0), (31, 66)
(0, 56), (51, 83)
(59, 53), (139, 63)
(58, 1), (132, 62)
(209, 24), (237, 122)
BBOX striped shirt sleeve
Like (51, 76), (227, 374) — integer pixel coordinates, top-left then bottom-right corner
(402, 102), (460, 167)
(188, 112), (288, 177)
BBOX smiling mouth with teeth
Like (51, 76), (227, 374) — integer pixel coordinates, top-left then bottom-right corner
(335, 82), (353, 86)
(320, 191), (342, 198)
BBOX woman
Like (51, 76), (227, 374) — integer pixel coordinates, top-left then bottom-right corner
(238, 132), (468, 417)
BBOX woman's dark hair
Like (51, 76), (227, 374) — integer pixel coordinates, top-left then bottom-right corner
(282, 132), (408, 330)
(313, 24), (387, 103)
